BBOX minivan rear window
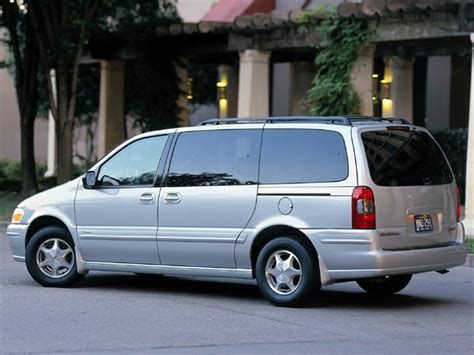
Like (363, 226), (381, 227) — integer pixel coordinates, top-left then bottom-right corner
(361, 130), (453, 186)
(260, 129), (349, 184)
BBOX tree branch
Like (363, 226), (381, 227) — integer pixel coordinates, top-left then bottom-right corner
(28, 1), (58, 120)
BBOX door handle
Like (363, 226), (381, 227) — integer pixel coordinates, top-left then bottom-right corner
(164, 192), (182, 204)
(138, 192), (155, 204)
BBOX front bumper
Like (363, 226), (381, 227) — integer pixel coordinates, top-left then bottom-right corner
(6, 223), (28, 262)
(306, 222), (467, 283)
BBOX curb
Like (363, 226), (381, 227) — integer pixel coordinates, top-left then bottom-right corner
(464, 254), (474, 268)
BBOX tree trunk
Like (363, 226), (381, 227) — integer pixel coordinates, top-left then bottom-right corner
(56, 120), (74, 184)
(20, 115), (38, 192)
(55, 63), (75, 184)
(4, 3), (40, 193)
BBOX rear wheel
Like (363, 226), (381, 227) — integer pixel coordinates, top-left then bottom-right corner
(255, 237), (320, 307)
(25, 226), (84, 287)
(357, 274), (412, 296)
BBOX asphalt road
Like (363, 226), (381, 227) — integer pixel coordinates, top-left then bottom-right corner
(1, 224), (473, 354)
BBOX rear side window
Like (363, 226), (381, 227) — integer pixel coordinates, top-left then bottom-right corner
(259, 129), (349, 184)
(167, 130), (261, 187)
(361, 130), (453, 186)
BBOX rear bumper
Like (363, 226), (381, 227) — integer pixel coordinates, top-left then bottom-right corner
(6, 223), (28, 262)
(306, 222), (467, 283)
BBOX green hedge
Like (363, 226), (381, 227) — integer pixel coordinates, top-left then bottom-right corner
(0, 176), (57, 192)
(0, 160), (55, 192)
(431, 129), (467, 204)
(0, 159), (87, 193)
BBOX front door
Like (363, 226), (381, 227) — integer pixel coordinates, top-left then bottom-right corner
(157, 128), (262, 268)
(75, 134), (169, 264)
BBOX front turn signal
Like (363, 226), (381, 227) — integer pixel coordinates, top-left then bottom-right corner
(11, 208), (25, 223)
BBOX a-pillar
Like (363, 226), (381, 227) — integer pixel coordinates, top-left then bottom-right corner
(464, 34), (474, 237)
(237, 50), (270, 117)
(383, 57), (414, 122)
(98, 60), (125, 157)
(351, 45), (375, 116)
(176, 59), (190, 127)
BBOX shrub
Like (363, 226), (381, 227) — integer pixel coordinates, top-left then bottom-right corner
(431, 129), (467, 204)
(0, 160), (21, 180)
(0, 178), (21, 192)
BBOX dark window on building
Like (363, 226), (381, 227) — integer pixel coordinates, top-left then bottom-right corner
(167, 130), (261, 187)
(259, 129), (349, 184)
(361, 130), (453, 186)
(97, 135), (168, 186)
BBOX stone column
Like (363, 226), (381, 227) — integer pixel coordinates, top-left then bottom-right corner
(237, 50), (271, 117)
(44, 69), (57, 177)
(464, 34), (474, 237)
(176, 59), (190, 127)
(98, 60), (125, 157)
(351, 45), (375, 116)
(390, 57), (414, 122)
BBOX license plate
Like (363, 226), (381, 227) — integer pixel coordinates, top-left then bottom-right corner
(414, 215), (434, 233)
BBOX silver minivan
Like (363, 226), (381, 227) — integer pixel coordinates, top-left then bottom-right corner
(7, 117), (467, 306)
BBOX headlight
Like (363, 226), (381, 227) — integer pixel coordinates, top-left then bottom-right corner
(11, 208), (25, 223)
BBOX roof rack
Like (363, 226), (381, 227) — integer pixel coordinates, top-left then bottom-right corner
(197, 116), (412, 126)
(346, 116), (411, 125)
(198, 117), (352, 126)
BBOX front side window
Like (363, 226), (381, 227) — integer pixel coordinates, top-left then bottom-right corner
(259, 129), (349, 184)
(167, 130), (261, 187)
(97, 135), (168, 186)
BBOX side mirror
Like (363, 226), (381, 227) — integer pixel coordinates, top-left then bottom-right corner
(83, 171), (96, 189)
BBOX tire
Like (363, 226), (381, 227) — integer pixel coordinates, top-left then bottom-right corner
(25, 226), (84, 287)
(356, 274), (412, 296)
(255, 237), (321, 307)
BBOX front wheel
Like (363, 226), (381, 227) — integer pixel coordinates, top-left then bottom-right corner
(255, 237), (321, 307)
(356, 274), (412, 296)
(25, 226), (84, 287)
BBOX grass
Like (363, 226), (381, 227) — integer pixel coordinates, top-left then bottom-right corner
(0, 191), (32, 222)
(466, 238), (474, 254)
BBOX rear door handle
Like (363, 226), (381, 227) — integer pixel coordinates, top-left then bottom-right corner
(138, 192), (155, 204)
(164, 192), (182, 204)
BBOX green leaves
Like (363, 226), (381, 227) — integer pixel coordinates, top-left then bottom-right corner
(298, 9), (370, 116)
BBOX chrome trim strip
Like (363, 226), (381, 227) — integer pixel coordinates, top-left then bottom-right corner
(258, 193), (331, 196)
(6, 231), (20, 236)
(84, 261), (253, 279)
(320, 238), (372, 245)
(13, 255), (25, 262)
(79, 235), (157, 241)
(156, 236), (235, 243)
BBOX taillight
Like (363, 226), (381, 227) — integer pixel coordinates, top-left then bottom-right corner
(352, 186), (376, 229)
(456, 185), (461, 223)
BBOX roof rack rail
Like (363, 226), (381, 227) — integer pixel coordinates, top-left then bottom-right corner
(197, 116), (412, 127)
(198, 116), (352, 126)
(345, 116), (411, 125)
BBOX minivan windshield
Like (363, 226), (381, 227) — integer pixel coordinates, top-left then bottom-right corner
(361, 130), (453, 186)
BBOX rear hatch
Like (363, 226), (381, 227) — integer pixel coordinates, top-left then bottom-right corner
(359, 127), (458, 250)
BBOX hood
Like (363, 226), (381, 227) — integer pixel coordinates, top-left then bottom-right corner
(18, 177), (81, 210)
